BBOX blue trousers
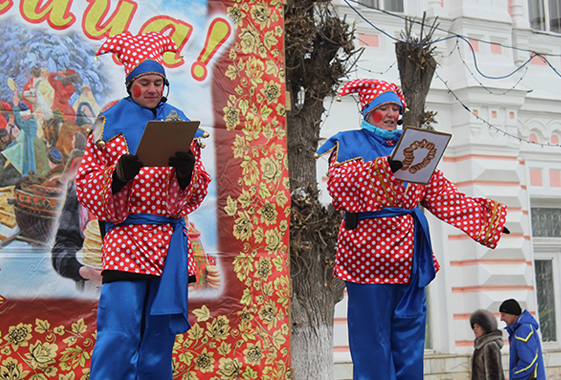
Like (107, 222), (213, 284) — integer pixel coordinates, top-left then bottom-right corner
(346, 281), (427, 380)
(90, 279), (177, 380)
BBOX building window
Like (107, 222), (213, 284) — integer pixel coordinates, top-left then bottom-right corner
(532, 207), (561, 344)
(535, 260), (557, 342)
(528, 0), (561, 33)
(357, 0), (404, 12)
(531, 208), (561, 237)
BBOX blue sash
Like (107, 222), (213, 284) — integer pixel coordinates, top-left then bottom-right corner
(105, 213), (190, 334)
(351, 207), (435, 318)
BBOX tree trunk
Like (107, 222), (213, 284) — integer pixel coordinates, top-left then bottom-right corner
(287, 100), (345, 380)
(395, 14), (439, 128)
(286, 101), (323, 190)
(284, 1), (357, 378)
(291, 291), (337, 380)
(396, 43), (436, 128)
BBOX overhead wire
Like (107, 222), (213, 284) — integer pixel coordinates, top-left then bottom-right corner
(338, 0), (561, 147)
(434, 70), (561, 147)
(345, 0), (561, 56)
(343, 0), (561, 80)
(453, 42), (531, 95)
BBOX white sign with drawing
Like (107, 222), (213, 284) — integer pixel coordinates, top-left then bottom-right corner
(390, 127), (452, 185)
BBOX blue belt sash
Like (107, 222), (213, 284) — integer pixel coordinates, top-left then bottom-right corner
(106, 213), (190, 334)
(348, 207), (435, 318)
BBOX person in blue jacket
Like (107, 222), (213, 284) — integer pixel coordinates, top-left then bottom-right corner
(499, 299), (546, 380)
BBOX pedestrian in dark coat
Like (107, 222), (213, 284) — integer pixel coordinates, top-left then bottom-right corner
(470, 309), (505, 380)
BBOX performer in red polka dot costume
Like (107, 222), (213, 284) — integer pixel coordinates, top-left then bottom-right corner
(316, 78), (508, 380)
(76, 32), (211, 380)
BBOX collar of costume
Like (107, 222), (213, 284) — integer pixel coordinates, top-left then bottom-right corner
(316, 128), (402, 163)
(96, 97), (203, 154)
(105, 214), (191, 335)
(360, 119), (398, 139)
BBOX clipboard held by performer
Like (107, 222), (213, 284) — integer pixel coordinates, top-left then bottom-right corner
(135, 120), (200, 167)
(390, 126), (452, 185)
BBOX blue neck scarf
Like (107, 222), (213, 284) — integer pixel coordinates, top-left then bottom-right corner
(361, 119), (398, 140)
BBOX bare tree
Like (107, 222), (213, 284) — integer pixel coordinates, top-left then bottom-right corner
(396, 13), (439, 129)
(284, 1), (359, 379)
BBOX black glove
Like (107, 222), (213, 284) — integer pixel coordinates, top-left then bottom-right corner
(112, 154), (143, 193)
(169, 150), (196, 190)
(388, 159), (403, 173)
(503, 227), (510, 234)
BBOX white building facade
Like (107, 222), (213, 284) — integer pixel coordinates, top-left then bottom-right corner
(320, 0), (561, 378)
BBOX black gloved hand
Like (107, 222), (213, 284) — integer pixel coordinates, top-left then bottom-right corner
(503, 227), (510, 234)
(112, 154), (143, 193)
(388, 159), (403, 173)
(169, 150), (196, 190)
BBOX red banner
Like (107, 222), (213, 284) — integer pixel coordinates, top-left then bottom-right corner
(0, 1), (290, 379)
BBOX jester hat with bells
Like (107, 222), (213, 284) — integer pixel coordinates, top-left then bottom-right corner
(316, 79), (408, 163)
(339, 78), (407, 118)
(92, 31), (192, 150)
(96, 31), (180, 90)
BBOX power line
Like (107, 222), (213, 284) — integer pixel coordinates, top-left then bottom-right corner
(344, 0), (561, 56)
(454, 42), (531, 95)
(435, 38), (459, 59)
(339, 0), (561, 148)
(356, 60), (398, 75)
(343, 0), (456, 46)
(357, 39), (531, 95)
(342, 0), (561, 81)
(434, 70), (561, 148)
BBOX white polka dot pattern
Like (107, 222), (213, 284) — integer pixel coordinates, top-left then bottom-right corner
(338, 78), (407, 112)
(76, 133), (211, 277)
(96, 31), (179, 77)
(327, 153), (508, 285)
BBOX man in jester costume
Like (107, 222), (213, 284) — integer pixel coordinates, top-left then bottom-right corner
(75, 31), (211, 380)
(316, 78), (509, 380)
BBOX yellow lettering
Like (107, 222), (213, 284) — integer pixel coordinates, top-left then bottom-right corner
(82, 0), (138, 40)
(20, 0), (75, 29)
(140, 16), (193, 67)
(0, 0), (14, 15)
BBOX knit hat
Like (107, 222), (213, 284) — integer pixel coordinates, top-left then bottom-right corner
(499, 299), (522, 315)
(470, 309), (498, 333)
(338, 78), (407, 117)
(96, 31), (180, 87)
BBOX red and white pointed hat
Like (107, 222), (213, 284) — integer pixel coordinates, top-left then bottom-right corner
(338, 78), (407, 116)
(96, 31), (180, 86)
